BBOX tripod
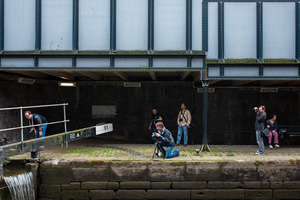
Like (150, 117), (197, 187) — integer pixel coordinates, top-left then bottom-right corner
(152, 141), (159, 160)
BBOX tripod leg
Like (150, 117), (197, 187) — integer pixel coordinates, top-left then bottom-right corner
(152, 145), (157, 160)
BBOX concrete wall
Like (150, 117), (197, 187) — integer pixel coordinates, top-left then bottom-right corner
(37, 160), (300, 200)
(0, 80), (300, 145)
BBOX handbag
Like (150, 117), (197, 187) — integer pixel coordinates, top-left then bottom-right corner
(261, 128), (270, 137)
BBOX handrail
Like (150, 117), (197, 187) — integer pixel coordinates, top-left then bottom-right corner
(0, 120), (70, 132)
(0, 103), (68, 111)
(0, 103), (69, 150)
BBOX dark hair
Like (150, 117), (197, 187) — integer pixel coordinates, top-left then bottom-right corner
(25, 110), (32, 115)
(270, 114), (276, 119)
(152, 108), (158, 111)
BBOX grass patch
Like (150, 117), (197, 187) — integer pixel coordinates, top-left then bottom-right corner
(226, 152), (235, 156)
(209, 150), (223, 156)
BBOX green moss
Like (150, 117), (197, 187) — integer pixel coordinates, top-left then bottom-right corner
(225, 58), (257, 63)
(3, 158), (11, 165)
(169, 162), (185, 166)
(226, 152), (235, 156)
(263, 59), (296, 63)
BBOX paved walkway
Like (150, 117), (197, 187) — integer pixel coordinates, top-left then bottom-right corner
(9, 137), (300, 162)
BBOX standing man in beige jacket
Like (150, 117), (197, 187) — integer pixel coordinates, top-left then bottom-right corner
(176, 103), (192, 147)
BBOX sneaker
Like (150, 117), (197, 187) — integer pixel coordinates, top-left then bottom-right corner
(255, 152), (264, 155)
(275, 144), (280, 148)
(269, 145), (273, 148)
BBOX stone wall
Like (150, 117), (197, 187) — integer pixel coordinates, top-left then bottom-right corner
(38, 160), (300, 200)
(1, 80), (300, 145)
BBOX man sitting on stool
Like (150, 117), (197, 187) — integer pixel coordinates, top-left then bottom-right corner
(153, 122), (179, 159)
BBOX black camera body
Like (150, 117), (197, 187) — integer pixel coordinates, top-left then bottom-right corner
(179, 119), (183, 122)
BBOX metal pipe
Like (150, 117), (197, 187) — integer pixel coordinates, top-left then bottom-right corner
(0, 103), (68, 111)
(63, 104), (68, 148)
(20, 107), (24, 151)
(0, 120), (70, 132)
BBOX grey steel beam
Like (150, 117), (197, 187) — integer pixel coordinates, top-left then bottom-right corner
(73, 0), (79, 52)
(35, 0), (42, 51)
(257, 0), (263, 61)
(202, 0), (208, 51)
(296, 0), (300, 60)
(110, 0), (116, 51)
(186, 0), (192, 51)
(218, 0), (224, 61)
(200, 80), (210, 152)
(0, 0), (4, 51)
(148, 0), (154, 51)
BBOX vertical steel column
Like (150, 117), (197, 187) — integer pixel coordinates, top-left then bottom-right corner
(296, 0), (300, 60)
(186, 0), (192, 51)
(0, 0), (4, 51)
(218, 0), (224, 61)
(72, 0), (79, 52)
(200, 80), (210, 152)
(20, 107), (24, 151)
(110, 0), (116, 52)
(202, 0), (208, 51)
(148, 0), (154, 51)
(35, 0), (41, 51)
(63, 104), (68, 148)
(257, 0), (263, 61)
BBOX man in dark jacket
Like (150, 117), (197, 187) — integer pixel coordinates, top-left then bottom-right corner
(25, 111), (48, 138)
(153, 122), (179, 158)
(253, 105), (266, 155)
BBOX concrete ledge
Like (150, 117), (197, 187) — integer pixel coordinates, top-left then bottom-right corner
(245, 189), (272, 199)
(62, 190), (89, 200)
(39, 185), (61, 199)
(208, 181), (243, 189)
(61, 183), (81, 190)
(151, 182), (171, 189)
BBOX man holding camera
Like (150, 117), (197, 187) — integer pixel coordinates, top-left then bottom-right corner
(253, 105), (266, 155)
(153, 122), (179, 158)
(176, 103), (192, 147)
(25, 111), (48, 138)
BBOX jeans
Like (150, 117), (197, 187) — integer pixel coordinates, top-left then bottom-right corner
(177, 125), (188, 145)
(157, 142), (179, 158)
(268, 131), (279, 144)
(35, 124), (47, 138)
(256, 130), (265, 154)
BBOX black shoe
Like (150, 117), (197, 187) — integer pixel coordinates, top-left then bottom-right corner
(175, 143), (180, 146)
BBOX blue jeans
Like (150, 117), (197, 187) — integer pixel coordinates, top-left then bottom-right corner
(177, 125), (188, 145)
(256, 130), (265, 154)
(35, 124), (47, 138)
(157, 142), (179, 158)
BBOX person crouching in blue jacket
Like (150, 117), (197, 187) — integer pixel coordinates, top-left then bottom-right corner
(154, 122), (179, 158)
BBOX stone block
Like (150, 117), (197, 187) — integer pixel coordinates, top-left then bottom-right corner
(208, 181), (243, 189)
(185, 162), (221, 181)
(90, 190), (115, 200)
(61, 182), (81, 190)
(261, 181), (269, 189)
(120, 181), (150, 189)
(221, 162), (258, 181)
(62, 190), (89, 200)
(270, 182), (282, 189)
(151, 182), (171, 189)
(283, 181), (300, 189)
(108, 182), (120, 190)
(111, 161), (148, 181)
(273, 189), (300, 199)
(245, 189), (272, 199)
(147, 190), (190, 199)
(244, 181), (261, 189)
(215, 189), (244, 199)
(116, 190), (146, 200)
(258, 166), (300, 182)
(81, 181), (108, 190)
(191, 189), (216, 199)
(148, 162), (185, 181)
(40, 161), (71, 184)
(39, 185), (61, 199)
(72, 168), (110, 182)
(172, 181), (207, 189)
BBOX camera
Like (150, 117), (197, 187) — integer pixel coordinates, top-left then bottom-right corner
(252, 107), (259, 113)
(179, 119), (183, 122)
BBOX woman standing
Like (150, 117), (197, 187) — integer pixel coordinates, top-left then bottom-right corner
(266, 114), (280, 148)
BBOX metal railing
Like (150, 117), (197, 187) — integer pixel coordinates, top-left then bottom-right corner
(0, 103), (69, 150)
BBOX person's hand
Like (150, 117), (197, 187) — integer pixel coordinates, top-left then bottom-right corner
(34, 129), (37, 134)
(187, 124), (189, 127)
(148, 126), (151, 131)
(267, 125), (270, 128)
(272, 130), (275, 133)
(155, 133), (160, 137)
(39, 131), (43, 136)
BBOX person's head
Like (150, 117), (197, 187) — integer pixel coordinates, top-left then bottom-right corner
(152, 108), (158, 115)
(180, 103), (186, 110)
(24, 111), (32, 119)
(155, 121), (164, 131)
(259, 105), (265, 112)
(270, 114), (276, 120)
